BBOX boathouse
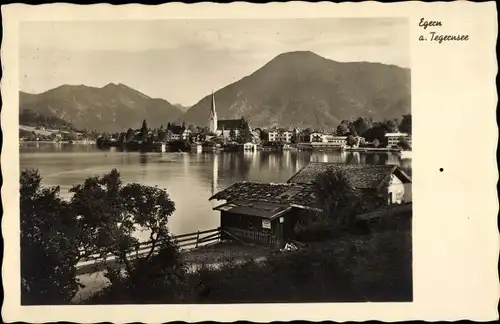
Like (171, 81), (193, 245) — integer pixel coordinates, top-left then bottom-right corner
(243, 142), (257, 151)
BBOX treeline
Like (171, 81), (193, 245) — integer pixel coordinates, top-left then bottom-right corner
(335, 114), (412, 144)
(20, 109), (74, 131)
(289, 114), (411, 147)
(96, 119), (191, 147)
(97, 117), (254, 147)
(21, 167), (412, 304)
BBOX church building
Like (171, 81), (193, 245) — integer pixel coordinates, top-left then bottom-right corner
(208, 92), (245, 139)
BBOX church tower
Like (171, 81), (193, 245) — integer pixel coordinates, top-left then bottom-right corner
(209, 91), (218, 133)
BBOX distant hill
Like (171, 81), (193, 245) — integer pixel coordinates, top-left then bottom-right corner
(20, 108), (75, 131)
(173, 104), (191, 112)
(19, 83), (184, 132)
(181, 51), (411, 129)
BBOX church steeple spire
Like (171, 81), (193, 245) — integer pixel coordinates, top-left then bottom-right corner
(209, 91), (218, 133)
(210, 91), (216, 116)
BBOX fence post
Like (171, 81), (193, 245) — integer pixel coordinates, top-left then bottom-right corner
(195, 231), (200, 248)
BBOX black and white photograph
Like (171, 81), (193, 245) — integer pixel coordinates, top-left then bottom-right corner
(17, 17), (413, 305)
(2, 2), (497, 322)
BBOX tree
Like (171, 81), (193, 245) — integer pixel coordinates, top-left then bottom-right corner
(346, 135), (357, 147)
(157, 127), (167, 142)
(259, 129), (269, 143)
(66, 131), (78, 141)
(336, 120), (350, 136)
(237, 118), (252, 144)
(385, 119), (399, 133)
(313, 170), (361, 228)
(398, 137), (412, 150)
(118, 132), (126, 144)
(229, 129), (236, 142)
(20, 170), (81, 304)
(69, 169), (182, 283)
(348, 126), (358, 137)
(187, 124), (197, 133)
(298, 128), (312, 142)
(125, 128), (135, 142)
(363, 122), (390, 145)
(373, 139), (380, 147)
(352, 117), (372, 137)
(399, 114), (412, 135)
(140, 120), (148, 142)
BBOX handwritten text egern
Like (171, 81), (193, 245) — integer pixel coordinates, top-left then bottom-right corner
(418, 18), (469, 43)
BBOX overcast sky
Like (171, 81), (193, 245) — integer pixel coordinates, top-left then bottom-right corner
(20, 18), (409, 106)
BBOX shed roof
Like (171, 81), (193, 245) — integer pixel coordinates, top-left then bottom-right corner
(209, 181), (320, 210)
(287, 163), (411, 188)
(214, 200), (292, 219)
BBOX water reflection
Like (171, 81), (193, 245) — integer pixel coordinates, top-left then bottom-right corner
(139, 152), (148, 165)
(212, 153), (219, 195)
(20, 143), (412, 236)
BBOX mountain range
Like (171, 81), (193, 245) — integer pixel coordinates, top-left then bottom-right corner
(20, 51), (411, 132)
(19, 83), (183, 132)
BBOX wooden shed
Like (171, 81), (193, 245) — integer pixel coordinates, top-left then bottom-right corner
(209, 182), (319, 248)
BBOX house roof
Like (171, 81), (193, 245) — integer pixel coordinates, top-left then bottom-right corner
(214, 200), (292, 219)
(286, 162), (411, 188)
(218, 119), (242, 130)
(209, 181), (320, 210)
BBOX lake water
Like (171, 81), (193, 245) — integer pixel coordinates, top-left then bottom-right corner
(20, 143), (412, 239)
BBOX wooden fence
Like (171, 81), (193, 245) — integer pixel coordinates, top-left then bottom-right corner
(223, 227), (278, 247)
(76, 227), (222, 271)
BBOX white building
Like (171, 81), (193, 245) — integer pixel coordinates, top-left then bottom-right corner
(243, 142), (257, 151)
(385, 132), (412, 147)
(166, 125), (191, 142)
(267, 129), (294, 143)
(322, 135), (348, 146)
(309, 133), (347, 146)
(268, 130), (278, 142)
(281, 131), (294, 143)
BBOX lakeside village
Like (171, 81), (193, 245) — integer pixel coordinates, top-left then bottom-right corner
(19, 93), (412, 154)
(21, 92), (413, 304)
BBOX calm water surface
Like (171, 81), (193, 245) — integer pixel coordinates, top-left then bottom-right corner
(20, 143), (412, 238)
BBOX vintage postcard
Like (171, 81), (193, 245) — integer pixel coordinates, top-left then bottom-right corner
(1, 1), (498, 322)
